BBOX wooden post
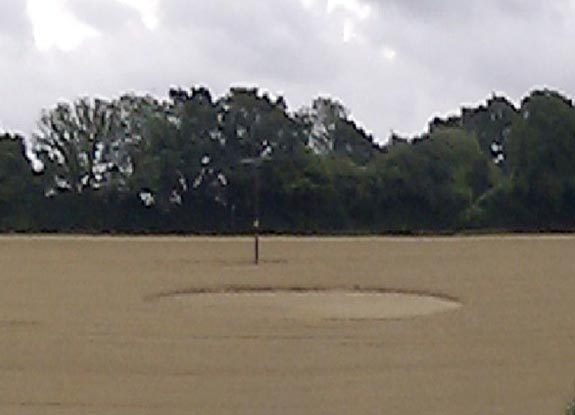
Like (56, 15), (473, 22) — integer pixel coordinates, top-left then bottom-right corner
(254, 164), (260, 265)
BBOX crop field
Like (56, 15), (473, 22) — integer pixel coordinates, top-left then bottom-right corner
(0, 235), (574, 415)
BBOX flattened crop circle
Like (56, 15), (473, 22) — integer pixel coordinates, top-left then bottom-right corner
(149, 287), (461, 321)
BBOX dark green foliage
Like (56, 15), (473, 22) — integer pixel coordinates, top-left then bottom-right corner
(429, 95), (519, 175)
(475, 89), (575, 230)
(0, 133), (43, 231)
(1, 86), (575, 233)
(374, 127), (495, 231)
(508, 91), (575, 222)
(298, 97), (380, 165)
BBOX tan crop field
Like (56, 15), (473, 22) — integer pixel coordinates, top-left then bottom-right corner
(0, 235), (574, 415)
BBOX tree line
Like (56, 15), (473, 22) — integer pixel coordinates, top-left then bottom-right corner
(1, 86), (575, 234)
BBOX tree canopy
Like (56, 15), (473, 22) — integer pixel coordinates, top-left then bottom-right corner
(1, 86), (575, 234)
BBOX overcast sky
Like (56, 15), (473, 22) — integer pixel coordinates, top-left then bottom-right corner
(1, 0), (575, 142)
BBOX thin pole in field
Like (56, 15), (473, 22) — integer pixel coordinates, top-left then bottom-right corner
(241, 155), (266, 265)
(254, 163), (260, 265)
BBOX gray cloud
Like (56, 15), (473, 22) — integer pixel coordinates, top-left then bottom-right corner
(354, 0), (575, 130)
(68, 0), (142, 33)
(1, 0), (574, 141)
(0, 0), (36, 131)
(366, 0), (567, 22)
(0, 0), (32, 40)
(158, 0), (343, 83)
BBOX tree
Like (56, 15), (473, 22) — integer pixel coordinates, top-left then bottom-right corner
(125, 86), (232, 226)
(13, 85), (575, 233)
(506, 90), (575, 225)
(374, 127), (495, 230)
(0, 133), (41, 230)
(32, 95), (160, 196)
(297, 97), (380, 164)
(218, 87), (306, 161)
(216, 88), (309, 230)
(429, 95), (519, 173)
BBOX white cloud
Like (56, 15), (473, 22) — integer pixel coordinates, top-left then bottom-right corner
(381, 46), (396, 61)
(299, 0), (317, 10)
(27, 0), (100, 52)
(342, 19), (356, 42)
(116, 0), (160, 29)
(323, 0), (372, 43)
(327, 0), (371, 19)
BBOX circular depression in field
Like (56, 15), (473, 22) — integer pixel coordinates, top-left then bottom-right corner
(155, 288), (461, 320)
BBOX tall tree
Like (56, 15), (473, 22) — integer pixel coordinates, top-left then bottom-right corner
(507, 90), (575, 222)
(32, 95), (160, 196)
(298, 97), (380, 164)
(374, 127), (495, 230)
(0, 133), (41, 230)
(429, 95), (519, 172)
